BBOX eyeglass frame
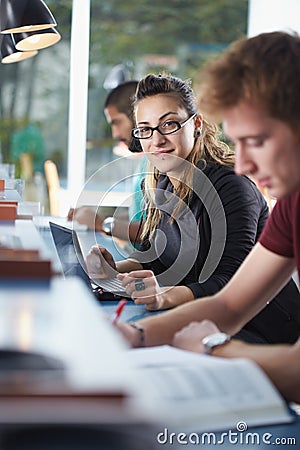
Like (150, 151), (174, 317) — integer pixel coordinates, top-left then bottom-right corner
(131, 113), (197, 140)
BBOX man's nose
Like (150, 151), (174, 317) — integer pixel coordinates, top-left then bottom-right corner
(111, 126), (121, 140)
(234, 144), (255, 176)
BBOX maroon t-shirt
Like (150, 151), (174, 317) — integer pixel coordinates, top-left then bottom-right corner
(259, 190), (300, 279)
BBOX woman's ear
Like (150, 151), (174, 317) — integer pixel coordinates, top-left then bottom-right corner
(194, 114), (203, 130)
(194, 114), (203, 138)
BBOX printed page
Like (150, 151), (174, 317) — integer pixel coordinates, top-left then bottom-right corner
(128, 345), (293, 432)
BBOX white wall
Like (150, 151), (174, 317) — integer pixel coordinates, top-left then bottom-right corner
(248, 0), (300, 37)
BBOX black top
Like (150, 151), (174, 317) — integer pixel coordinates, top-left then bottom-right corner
(131, 162), (269, 298)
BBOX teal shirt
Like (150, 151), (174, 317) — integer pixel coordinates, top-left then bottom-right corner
(129, 155), (146, 222)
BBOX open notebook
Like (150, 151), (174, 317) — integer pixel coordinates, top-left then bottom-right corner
(49, 221), (128, 300)
(128, 345), (294, 432)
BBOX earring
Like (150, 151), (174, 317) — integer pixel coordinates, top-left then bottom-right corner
(195, 128), (201, 138)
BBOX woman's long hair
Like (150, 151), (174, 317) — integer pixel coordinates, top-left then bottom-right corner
(134, 74), (234, 239)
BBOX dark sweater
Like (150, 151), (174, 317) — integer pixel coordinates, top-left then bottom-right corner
(132, 163), (268, 297)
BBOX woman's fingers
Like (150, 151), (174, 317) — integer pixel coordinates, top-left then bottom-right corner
(86, 245), (116, 278)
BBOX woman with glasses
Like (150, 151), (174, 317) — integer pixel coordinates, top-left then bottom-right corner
(86, 73), (299, 344)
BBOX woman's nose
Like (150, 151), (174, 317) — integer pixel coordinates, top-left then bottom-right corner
(151, 129), (166, 145)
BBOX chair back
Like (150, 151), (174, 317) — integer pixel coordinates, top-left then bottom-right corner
(44, 160), (61, 216)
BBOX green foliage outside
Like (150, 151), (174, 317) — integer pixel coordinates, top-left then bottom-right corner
(0, 0), (248, 167)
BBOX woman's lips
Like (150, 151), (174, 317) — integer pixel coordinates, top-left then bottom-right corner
(151, 149), (174, 156)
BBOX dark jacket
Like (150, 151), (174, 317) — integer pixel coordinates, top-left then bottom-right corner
(133, 163), (268, 293)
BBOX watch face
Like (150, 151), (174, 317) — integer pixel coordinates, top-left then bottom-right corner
(202, 332), (230, 354)
(206, 333), (228, 346)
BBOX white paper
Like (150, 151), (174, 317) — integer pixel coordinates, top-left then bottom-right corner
(127, 345), (293, 431)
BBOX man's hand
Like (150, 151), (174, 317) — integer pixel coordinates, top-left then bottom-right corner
(67, 206), (103, 231)
(115, 322), (144, 347)
(172, 320), (221, 353)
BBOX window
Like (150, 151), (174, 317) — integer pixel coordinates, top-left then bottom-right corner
(0, 0), (248, 213)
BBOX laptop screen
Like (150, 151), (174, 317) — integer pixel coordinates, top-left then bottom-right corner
(49, 222), (127, 298)
(49, 222), (92, 289)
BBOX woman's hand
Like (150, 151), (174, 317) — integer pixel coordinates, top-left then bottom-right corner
(117, 270), (194, 310)
(172, 320), (221, 353)
(86, 245), (117, 279)
(117, 270), (165, 310)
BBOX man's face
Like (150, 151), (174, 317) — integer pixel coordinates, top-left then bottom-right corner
(223, 101), (300, 199)
(104, 105), (133, 146)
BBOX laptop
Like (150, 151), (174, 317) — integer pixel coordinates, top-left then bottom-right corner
(49, 221), (128, 300)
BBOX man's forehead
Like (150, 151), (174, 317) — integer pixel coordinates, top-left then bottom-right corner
(222, 102), (268, 137)
(104, 107), (125, 122)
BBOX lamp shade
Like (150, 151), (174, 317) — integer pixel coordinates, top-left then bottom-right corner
(13, 27), (61, 51)
(0, 0), (57, 34)
(0, 33), (37, 63)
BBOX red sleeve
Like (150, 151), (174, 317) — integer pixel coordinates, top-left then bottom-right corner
(259, 196), (294, 258)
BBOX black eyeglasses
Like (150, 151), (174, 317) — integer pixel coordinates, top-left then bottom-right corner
(131, 113), (196, 139)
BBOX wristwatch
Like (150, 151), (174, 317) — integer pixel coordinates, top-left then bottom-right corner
(202, 332), (231, 355)
(102, 216), (115, 236)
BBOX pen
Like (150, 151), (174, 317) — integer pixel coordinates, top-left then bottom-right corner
(110, 299), (127, 324)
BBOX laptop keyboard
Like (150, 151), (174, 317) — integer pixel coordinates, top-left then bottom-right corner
(95, 277), (125, 293)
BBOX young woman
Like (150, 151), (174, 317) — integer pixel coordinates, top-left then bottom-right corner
(86, 73), (300, 345)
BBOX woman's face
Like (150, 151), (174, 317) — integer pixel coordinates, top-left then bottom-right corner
(135, 94), (197, 181)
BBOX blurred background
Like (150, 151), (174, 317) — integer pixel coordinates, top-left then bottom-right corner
(0, 0), (297, 215)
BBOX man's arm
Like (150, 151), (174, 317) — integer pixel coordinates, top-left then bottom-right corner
(213, 338), (300, 403)
(111, 218), (144, 243)
(173, 319), (300, 403)
(121, 244), (295, 346)
(67, 206), (144, 243)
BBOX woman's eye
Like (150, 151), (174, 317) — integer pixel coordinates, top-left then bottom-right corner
(140, 127), (150, 133)
(163, 121), (175, 128)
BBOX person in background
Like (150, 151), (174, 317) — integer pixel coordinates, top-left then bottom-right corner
(86, 73), (300, 346)
(68, 81), (146, 245)
(166, 31), (300, 403)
